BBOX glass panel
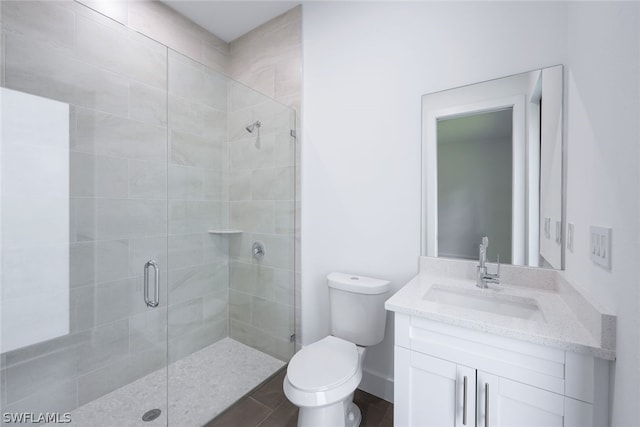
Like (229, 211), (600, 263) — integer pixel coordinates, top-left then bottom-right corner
(167, 51), (297, 426)
(0, 1), (169, 425)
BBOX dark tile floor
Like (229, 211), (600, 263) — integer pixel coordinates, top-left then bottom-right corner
(204, 368), (393, 427)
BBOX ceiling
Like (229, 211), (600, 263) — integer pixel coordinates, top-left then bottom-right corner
(162, 1), (301, 43)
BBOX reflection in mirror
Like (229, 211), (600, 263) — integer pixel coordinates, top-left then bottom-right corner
(422, 65), (564, 269)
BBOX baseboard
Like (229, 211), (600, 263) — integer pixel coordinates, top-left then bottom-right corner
(359, 368), (394, 403)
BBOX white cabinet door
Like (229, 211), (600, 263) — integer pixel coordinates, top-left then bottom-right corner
(395, 346), (474, 427)
(476, 371), (565, 427)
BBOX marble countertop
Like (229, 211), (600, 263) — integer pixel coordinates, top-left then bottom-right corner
(385, 258), (616, 360)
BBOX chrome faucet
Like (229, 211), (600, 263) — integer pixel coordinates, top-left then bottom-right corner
(476, 236), (500, 288)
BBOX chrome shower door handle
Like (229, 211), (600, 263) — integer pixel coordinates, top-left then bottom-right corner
(144, 260), (159, 308)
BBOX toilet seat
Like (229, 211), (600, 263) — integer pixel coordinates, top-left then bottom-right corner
(288, 336), (359, 392)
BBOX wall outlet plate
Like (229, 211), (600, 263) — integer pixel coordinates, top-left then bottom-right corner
(590, 225), (612, 270)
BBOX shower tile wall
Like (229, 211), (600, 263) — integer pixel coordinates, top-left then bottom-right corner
(228, 6), (302, 112)
(0, 0), (229, 416)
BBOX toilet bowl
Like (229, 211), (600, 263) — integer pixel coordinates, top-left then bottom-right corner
(284, 336), (366, 427)
(283, 273), (390, 427)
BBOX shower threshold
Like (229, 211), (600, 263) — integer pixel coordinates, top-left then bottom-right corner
(46, 338), (284, 427)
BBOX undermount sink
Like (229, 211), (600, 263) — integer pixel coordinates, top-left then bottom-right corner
(423, 286), (545, 322)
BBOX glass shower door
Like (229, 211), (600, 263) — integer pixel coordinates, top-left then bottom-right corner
(0, 1), (170, 425)
(166, 50), (297, 425)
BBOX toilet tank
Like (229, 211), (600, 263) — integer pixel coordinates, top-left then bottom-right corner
(327, 272), (391, 346)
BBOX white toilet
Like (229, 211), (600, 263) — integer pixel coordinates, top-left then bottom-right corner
(283, 272), (390, 427)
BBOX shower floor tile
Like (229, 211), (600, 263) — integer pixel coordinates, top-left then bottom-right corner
(50, 338), (284, 427)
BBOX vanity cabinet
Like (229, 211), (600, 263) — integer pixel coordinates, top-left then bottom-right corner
(394, 314), (609, 427)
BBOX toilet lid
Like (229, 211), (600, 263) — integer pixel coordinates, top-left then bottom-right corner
(288, 336), (359, 392)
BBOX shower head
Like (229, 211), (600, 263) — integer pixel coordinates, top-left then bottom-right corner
(245, 120), (261, 133)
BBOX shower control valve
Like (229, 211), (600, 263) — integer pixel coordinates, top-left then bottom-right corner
(252, 241), (265, 260)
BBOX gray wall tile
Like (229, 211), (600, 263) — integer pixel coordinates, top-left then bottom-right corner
(169, 200), (221, 234)
(168, 299), (203, 340)
(168, 319), (226, 364)
(229, 136), (275, 170)
(171, 130), (222, 168)
(275, 201), (296, 235)
(129, 159), (168, 200)
(3, 332), (90, 369)
(70, 152), (129, 198)
(169, 263), (227, 305)
(75, 108), (166, 162)
(95, 278), (146, 325)
(202, 41), (228, 74)
(1, 1), (75, 52)
(70, 242), (96, 287)
(129, 307), (168, 354)
(229, 170), (252, 201)
(128, 0), (228, 69)
(203, 169), (223, 201)
(77, 347), (166, 406)
(129, 236), (168, 278)
(168, 234), (204, 270)
(70, 285), (96, 334)
(73, 199), (167, 241)
(252, 167), (294, 201)
(1, 379), (77, 418)
(203, 290), (228, 323)
(230, 201), (275, 234)
(169, 164), (204, 200)
(203, 107), (227, 142)
(229, 290), (252, 324)
(4, 33), (129, 117)
(76, 319), (130, 375)
(229, 320), (277, 360)
(76, 0), (129, 25)
(130, 81), (168, 126)
(169, 94), (205, 136)
(95, 239), (130, 284)
(252, 233), (293, 270)
(5, 346), (78, 404)
(230, 261), (274, 300)
(203, 235), (229, 262)
(251, 297), (294, 340)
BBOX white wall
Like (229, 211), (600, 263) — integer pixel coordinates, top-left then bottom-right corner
(303, 3), (640, 422)
(564, 3), (640, 425)
(302, 1), (567, 399)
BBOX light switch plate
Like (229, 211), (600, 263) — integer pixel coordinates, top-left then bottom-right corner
(590, 225), (612, 270)
(544, 217), (551, 239)
(567, 223), (574, 252)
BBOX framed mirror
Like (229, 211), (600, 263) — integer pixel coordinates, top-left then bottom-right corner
(421, 65), (564, 269)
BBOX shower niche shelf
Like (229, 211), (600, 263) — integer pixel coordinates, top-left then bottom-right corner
(208, 229), (243, 235)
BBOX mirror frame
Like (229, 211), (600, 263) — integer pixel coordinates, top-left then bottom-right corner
(421, 65), (565, 270)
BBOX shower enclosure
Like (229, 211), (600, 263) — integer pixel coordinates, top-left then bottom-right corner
(0, 1), (296, 425)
